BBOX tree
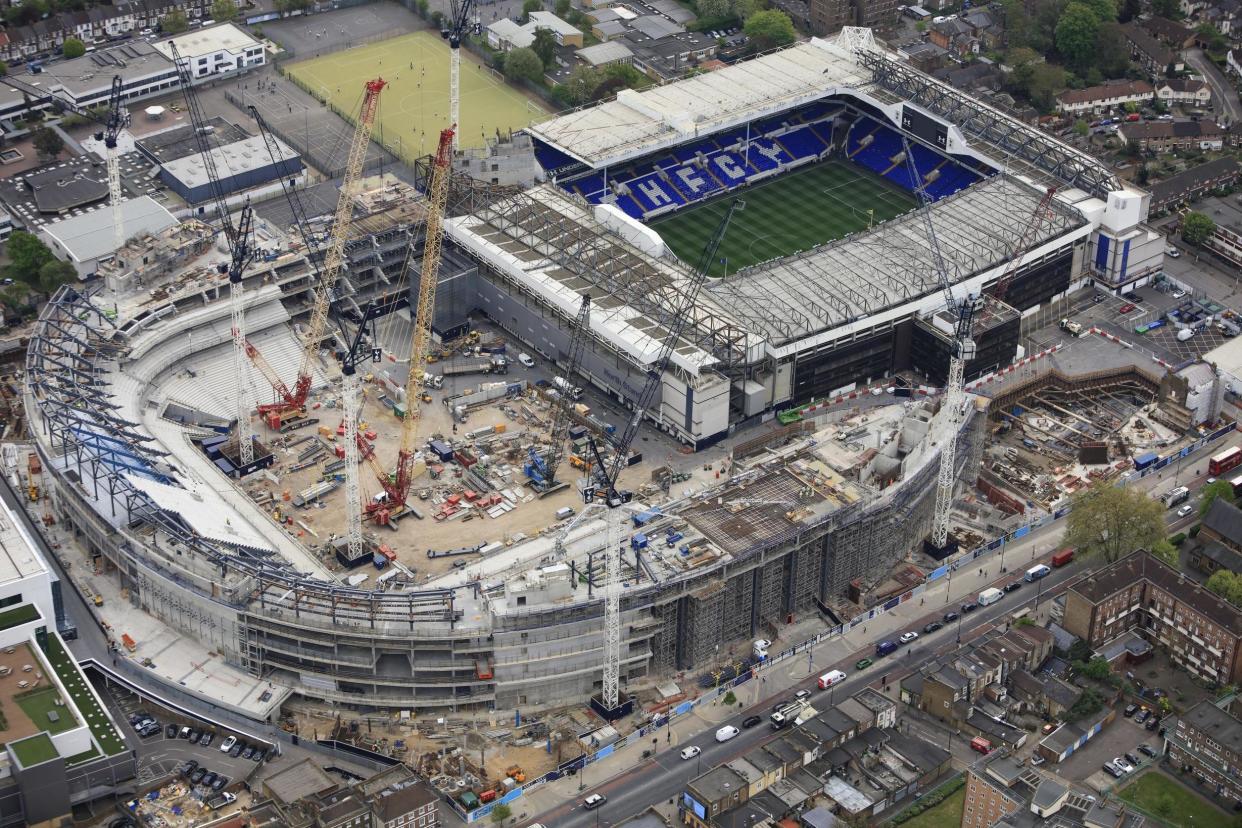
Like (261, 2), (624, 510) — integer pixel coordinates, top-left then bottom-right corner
(743, 9), (796, 51)
(61, 37), (86, 60)
(1152, 794), (1175, 817)
(31, 126), (64, 160)
(1151, 0), (1181, 17)
(1074, 119), (1090, 136)
(732, 0), (759, 19)
(161, 9), (189, 33)
(555, 64), (601, 106)
(555, 0), (570, 14)
(1197, 22), (1228, 52)
(35, 259), (76, 295)
(0, 62), (8, 78)
(1056, 3), (1102, 72)
(1151, 538), (1179, 566)
(504, 47), (544, 83)
(3, 232), (53, 287)
(489, 803), (511, 823)
(1200, 479), (1236, 516)
(1118, 0), (1140, 21)
(1207, 570), (1242, 608)
(698, 0), (732, 19)
(1077, 657), (1112, 680)
(212, 0), (238, 20)
(521, 0), (541, 23)
(1082, 0), (1117, 21)
(531, 27), (557, 71)
(1064, 482), (1166, 563)
(1182, 211), (1217, 245)
(1066, 687), (1105, 721)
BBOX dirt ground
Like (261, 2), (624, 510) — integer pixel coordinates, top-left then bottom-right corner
(248, 369), (654, 581)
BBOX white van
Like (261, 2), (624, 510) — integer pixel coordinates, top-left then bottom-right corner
(817, 669), (846, 689)
(978, 587), (1003, 607)
(1025, 564), (1051, 582)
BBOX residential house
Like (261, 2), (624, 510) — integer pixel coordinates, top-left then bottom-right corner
(1141, 15), (1196, 47)
(928, 17), (977, 55)
(962, 756), (1026, 828)
(1118, 119), (1224, 151)
(1189, 496), (1242, 576)
(1056, 80), (1154, 117)
(1202, 0), (1242, 35)
(486, 11), (583, 51)
(899, 41), (948, 73)
(1156, 78), (1213, 108)
(932, 61), (1003, 93)
(1149, 157), (1241, 211)
(1062, 549), (1242, 685)
(1166, 699), (1242, 802)
(682, 765), (750, 827)
(962, 9), (1004, 49)
(1122, 22), (1185, 77)
(368, 781), (439, 828)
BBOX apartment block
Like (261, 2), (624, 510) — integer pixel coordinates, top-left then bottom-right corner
(1166, 699), (1242, 802)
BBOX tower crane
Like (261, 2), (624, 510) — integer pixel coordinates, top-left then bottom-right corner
(526, 294), (591, 493)
(902, 141), (979, 553)
(986, 186), (1058, 304)
(170, 44), (262, 465)
(1, 74), (129, 251)
(364, 126), (456, 526)
(583, 199), (743, 714)
(256, 78), (388, 430)
(442, 0), (480, 151)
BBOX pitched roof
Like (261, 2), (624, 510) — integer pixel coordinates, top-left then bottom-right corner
(1057, 80), (1153, 105)
(1150, 157), (1242, 204)
(1160, 78), (1209, 93)
(1204, 497), (1242, 546)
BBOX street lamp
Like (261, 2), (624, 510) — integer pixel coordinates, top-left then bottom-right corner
(956, 609), (965, 645)
(999, 533), (1008, 573)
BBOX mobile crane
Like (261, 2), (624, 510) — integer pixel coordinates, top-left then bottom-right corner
(583, 199), (743, 713)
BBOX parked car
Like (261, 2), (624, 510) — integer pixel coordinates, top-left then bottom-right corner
(855, 657), (874, 670)
(1120, 303), (1136, 314)
(211, 775), (229, 792)
(219, 735), (237, 753)
(1146, 717), (1160, 731)
(190, 768), (207, 785)
(1135, 708), (1151, 723)
(201, 772), (218, 789)
(139, 723), (161, 738)
(1123, 291), (1141, 302)
(680, 746), (701, 760)
(899, 631), (919, 644)
(178, 726), (191, 740)
(583, 794), (607, 810)
(923, 621), (943, 634)
(517, 353), (535, 368)
(165, 723), (178, 739)
(943, 611), (959, 623)
(251, 747), (264, 762)
(188, 729), (202, 744)
(128, 711), (150, 726)
(1113, 757), (1135, 773)
(742, 715), (762, 729)
(230, 742), (244, 758)
(1124, 703), (1138, 717)
(200, 732), (214, 748)
(715, 725), (740, 742)
(1124, 752), (1140, 766)
(242, 746), (255, 761)
(1166, 247), (1181, 258)
(1103, 761), (1125, 778)
(178, 760), (198, 777)
(1003, 581), (1022, 592)
(961, 602), (978, 614)
(1138, 744), (1157, 757)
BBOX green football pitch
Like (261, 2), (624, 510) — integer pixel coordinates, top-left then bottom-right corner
(284, 31), (549, 153)
(650, 160), (918, 277)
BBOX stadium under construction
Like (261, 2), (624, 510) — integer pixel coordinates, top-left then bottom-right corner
(23, 30), (1167, 718)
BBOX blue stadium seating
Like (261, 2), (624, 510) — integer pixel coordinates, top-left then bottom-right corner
(780, 126), (828, 160)
(614, 194), (644, 219)
(533, 139), (580, 175)
(627, 172), (685, 213)
(707, 151), (752, 187)
(574, 171), (608, 202)
(745, 145), (778, 172)
(668, 162), (723, 200)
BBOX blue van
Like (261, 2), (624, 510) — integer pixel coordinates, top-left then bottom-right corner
(875, 640), (898, 657)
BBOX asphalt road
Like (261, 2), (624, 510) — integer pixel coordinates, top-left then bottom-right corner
(528, 561), (1086, 828)
(1184, 48), (1242, 124)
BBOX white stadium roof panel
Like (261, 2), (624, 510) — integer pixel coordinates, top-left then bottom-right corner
(528, 38), (871, 168)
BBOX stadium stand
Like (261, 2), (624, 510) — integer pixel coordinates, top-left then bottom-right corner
(553, 102), (991, 220)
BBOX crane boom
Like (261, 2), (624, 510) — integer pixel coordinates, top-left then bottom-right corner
(444, 0), (478, 150)
(539, 295), (591, 489)
(986, 186), (1057, 303)
(366, 126), (456, 525)
(227, 202), (258, 464)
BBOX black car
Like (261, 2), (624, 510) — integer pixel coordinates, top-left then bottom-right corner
(190, 768), (207, 785)
(1147, 717), (1160, 731)
(212, 775), (229, 792)
(202, 772), (218, 789)
(139, 723), (161, 738)
(242, 746), (255, 760)
(178, 760), (198, 777)
(1136, 709), (1150, 723)
(229, 742), (244, 758)
(742, 715), (762, 729)
(961, 602), (978, 614)
(1003, 581), (1022, 592)
(943, 611), (959, 623)
(1124, 752), (1140, 766)
(165, 723), (178, 739)
(1124, 703), (1138, 717)
(923, 621), (943, 634)
(131, 718), (153, 732)
(1123, 291), (1141, 302)
(128, 711), (150, 726)
(1138, 744), (1157, 757)
(251, 748), (265, 763)
(188, 729), (202, 744)
(200, 732), (214, 748)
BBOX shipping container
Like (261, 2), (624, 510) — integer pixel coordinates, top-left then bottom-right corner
(1133, 452), (1159, 471)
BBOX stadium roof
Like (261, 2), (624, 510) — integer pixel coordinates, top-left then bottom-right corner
(41, 196), (178, 264)
(705, 175), (1086, 348)
(527, 38), (871, 168)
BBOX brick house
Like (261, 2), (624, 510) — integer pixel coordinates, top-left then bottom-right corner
(1056, 80), (1154, 117)
(1149, 157), (1241, 211)
(1156, 78), (1213, 107)
(1167, 699), (1242, 802)
(1121, 22), (1185, 77)
(1118, 119), (1224, 151)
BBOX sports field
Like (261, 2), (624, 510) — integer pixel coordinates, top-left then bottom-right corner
(284, 31), (550, 153)
(651, 160), (917, 277)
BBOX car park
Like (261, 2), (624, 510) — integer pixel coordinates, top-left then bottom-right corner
(742, 715), (762, 729)
(242, 746), (255, 760)
(899, 631), (919, 644)
(923, 621), (943, 634)
(1120, 303), (1136, 314)
(1123, 291), (1141, 302)
(189, 729), (202, 744)
(139, 722), (161, 738)
(200, 732), (214, 748)
(715, 725), (740, 742)
(1135, 708), (1150, 723)
(252, 747), (264, 762)
(179, 726), (191, 739)
(202, 772), (217, 789)
(855, 657), (873, 670)
(584, 794), (607, 810)
(128, 711), (150, 726)
(680, 746), (701, 760)
(178, 760), (198, 777)
(211, 775), (229, 792)
(190, 768), (207, 785)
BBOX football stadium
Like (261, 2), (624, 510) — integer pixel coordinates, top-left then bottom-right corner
(26, 29), (1167, 726)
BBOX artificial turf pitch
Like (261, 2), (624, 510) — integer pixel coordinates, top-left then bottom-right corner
(284, 31), (549, 153)
(650, 160), (918, 277)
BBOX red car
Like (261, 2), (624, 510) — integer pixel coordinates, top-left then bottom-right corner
(1120, 303), (1136, 313)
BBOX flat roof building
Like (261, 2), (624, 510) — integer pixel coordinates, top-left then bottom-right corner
(154, 23), (265, 82)
(39, 195), (178, 277)
(159, 134), (302, 206)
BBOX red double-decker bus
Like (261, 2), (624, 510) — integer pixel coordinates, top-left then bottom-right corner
(1210, 446), (1242, 477)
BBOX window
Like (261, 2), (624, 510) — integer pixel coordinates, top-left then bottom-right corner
(0, 595), (21, 610)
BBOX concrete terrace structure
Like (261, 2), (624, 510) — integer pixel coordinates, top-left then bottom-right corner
(38, 195), (178, 277)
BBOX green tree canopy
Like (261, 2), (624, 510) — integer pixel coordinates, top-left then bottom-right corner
(490, 804), (511, 823)
(1200, 479), (1236, 516)
(212, 0), (238, 20)
(61, 37), (86, 59)
(504, 47), (544, 83)
(161, 9), (189, 33)
(1197, 22), (1228, 52)
(1208, 570), (1242, 608)
(3, 231), (54, 287)
(521, 0), (542, 22)
(1081, 0), (1117, 21)
(1056, 3), (1102, 71)
(1151, 0), (1181, 17)
(31, 126), (64, 160)
(743, 10), (796, 51)
(1063, 482), (1166, 563)
(1183, 211), (1217, 245)
(531, 26), (557, 70)
(1074, 119), (1090, 136)
(1150, 538), (1179, 566)
(698, 0), (732, 18)
(732, 0), (760, 19)
(35, 259), (76, 295)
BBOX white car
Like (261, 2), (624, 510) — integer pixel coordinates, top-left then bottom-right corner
(1208, 477), (1218, 485)
(1166, 247), (1181, 258)
(680, 745), (701, 760)
(899, 631), (919, 644)
(1178, 504), (1194, 518)
(219, 735), (237, 753)
(583, 793), (607, 810)
(517, 352), (535, 368)
(715, 725), (740, 742)
(1113, 756), (1134, 773)
(1172, 290), (1186, 299)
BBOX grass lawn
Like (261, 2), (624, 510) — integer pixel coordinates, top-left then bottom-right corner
(650, 159), (917, 276)
(9, 732), (55, 766)
(1119, 771), (1229, 827)
(15, 687), (76, 735)
(896, 787), (966, 828)
(43, 635), (125, 756)
(0, 603), (39, 631)
(284, 30), (549, 153)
